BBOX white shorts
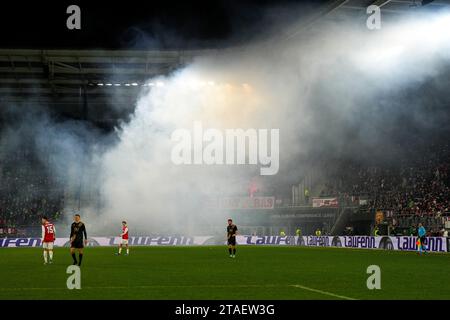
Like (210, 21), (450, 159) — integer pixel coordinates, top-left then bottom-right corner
(43, 242), (54, 250)
(121, 239), (128, 245)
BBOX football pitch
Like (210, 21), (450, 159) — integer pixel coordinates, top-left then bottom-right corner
(0, 246), (449, 300)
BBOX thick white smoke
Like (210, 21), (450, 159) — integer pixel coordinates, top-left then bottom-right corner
(76, 10), (450, 235)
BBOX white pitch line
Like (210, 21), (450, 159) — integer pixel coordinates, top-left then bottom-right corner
(290, 284), (356, 300)
(0, 284), (357, 300)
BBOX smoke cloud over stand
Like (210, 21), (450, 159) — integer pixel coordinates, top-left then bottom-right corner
(2, 8), (450, 235)
(88, 11), (450, 234)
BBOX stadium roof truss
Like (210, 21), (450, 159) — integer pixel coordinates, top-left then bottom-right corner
(0, 49), (213, 104)
(0, 49), (218, 123)
(282, 0), (450, 39)
(0, 0), (449, 120)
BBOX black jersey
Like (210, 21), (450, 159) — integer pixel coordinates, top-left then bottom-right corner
(227, 224), (238, 238)
(70, 221), (87, 242)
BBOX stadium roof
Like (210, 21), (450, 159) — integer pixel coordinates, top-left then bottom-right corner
(1, 0), (449, 125)
(282, 0), (450, 39)
(0, 48), (213, 101)
(0, 48), (216, 125)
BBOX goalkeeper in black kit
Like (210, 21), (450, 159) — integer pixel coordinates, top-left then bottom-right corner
(227, 218), (238, 258)
(70, 214), (87, 266)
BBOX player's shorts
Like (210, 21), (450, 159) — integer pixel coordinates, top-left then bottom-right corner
(121, 239), (129, 245)
(71, 239), (84, 249)
(42, 242), (54, 250)
(419, 236), (426, 245)
(227, 236), (236, 246)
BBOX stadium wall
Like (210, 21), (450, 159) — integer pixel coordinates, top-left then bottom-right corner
(0, 236), (448, 252)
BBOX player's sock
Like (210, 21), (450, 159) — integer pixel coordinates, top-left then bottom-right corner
(233, 248), (236, 256)
(228, 248), (232, 255)
(43, 251), (48, 263)
(118, 247), (122, 254)
(72, 253), (77, 264)
(126, 248), (129, 255)
(78, 254), (83, 266)
(49, 251), (53, 261)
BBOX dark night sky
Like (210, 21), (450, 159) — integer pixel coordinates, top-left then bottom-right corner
(0, 0), (324, 49)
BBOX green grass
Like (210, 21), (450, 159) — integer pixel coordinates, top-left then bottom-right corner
(0, 246), (449, 300)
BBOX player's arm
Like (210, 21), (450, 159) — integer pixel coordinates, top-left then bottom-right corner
(41, 225), (45, 242)
(53, 225), (56, 240)
(82, 224), (87, 244)
(70, 224), (74, 242)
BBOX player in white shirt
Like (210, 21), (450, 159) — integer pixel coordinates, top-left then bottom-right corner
(115, 221), (129, 256)
(41, 216), (56, 264)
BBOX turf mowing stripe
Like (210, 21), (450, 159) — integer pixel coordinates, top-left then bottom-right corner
(290, 284), (356, 300)
(0, 284), (282, 291)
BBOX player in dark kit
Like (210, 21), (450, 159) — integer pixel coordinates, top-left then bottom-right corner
(227, 218), (238, 258)
(70, 214), (87, 266)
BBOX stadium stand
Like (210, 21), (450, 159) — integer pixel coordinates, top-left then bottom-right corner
(318, 142), (450, 236)
(0, 149), (64, 237)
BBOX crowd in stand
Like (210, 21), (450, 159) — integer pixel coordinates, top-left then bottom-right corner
(319, 143), (450, 236)
(1, 137), (449, 238)
(0, 151), (64, 237)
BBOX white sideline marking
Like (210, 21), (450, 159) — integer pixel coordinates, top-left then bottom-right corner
(290, 284), (356, 300)
(0, 283), (355, 300)
(0, 284), (279, 291)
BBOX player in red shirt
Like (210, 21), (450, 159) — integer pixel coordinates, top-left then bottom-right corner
(41, 216), (56, 264)
(116, 221), (129, 256)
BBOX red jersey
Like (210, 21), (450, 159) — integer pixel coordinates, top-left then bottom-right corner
(42, 222), (55, 242)
(122, 226), (129, 240)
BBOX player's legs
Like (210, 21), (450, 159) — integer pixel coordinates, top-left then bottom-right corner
(43, 242), (49, 264)
(418, 237), (423, 254)
(78, 248), (84, 266)
(118, 240), (129, 255)
(70, 247), (78, 264)
(228, 237), (236, 258)
(123, 240), (129, 255)
(43, 249), (48, 264)
(421, 236), (428, 253)
(48, 242), (54, 263)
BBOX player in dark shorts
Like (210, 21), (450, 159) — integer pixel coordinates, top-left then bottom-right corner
(70, 214), (87, 266)
(417, 222), (428, 254)
(227, 218), (238, 258)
